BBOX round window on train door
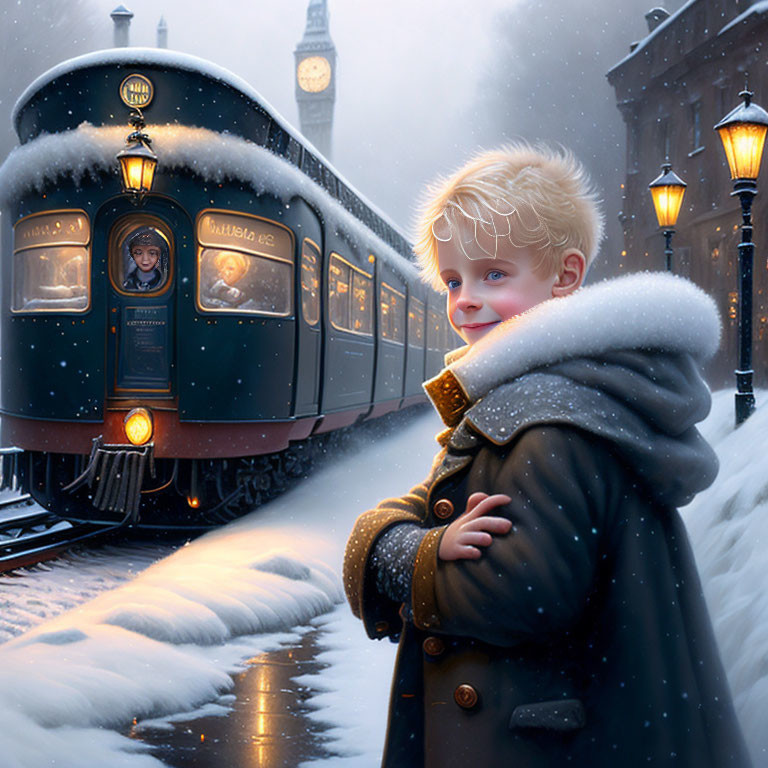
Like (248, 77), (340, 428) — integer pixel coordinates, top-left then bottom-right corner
(108, 215), (174, 296)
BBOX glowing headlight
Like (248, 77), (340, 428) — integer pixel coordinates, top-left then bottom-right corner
(124, 408), (153, 445)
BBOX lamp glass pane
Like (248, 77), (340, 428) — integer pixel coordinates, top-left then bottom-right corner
(718, 123), (768, 179)
(650, 184), (686, 228)
(140, 158), (156, 192)
(118, 156), (132, 190)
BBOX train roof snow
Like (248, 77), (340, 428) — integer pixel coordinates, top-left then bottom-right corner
(10, 48), (415, 270)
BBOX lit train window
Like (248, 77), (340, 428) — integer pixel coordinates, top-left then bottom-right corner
(198, 249), (292, 315)
(196, 210), (294, 316)
(116, 225), (170, 293)
(427, 307), (443, 352)
(380, 282), (405, 344)
(351, 271), (373, 334)
(329, 253), (373, 336)
(408, 297), (425, 346)
(108, 215), (174, 297)
(301, 239), (320, 326)
(12, 210), (90, 313)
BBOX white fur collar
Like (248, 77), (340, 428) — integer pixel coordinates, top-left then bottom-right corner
(435, 271), (721, 404)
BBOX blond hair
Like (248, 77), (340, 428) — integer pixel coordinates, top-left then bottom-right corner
(214, 250), (249, 283)
(413, 143), (604, 291)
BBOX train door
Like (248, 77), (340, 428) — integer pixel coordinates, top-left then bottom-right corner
(100, 202), (189, 400)
(293, 201), (323, 417)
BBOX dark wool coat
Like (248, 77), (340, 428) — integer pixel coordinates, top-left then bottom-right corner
(343, 273), (752, 768)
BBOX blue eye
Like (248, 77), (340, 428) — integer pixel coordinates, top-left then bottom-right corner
(446, 278), (461, 290)
(487, 270), (505, 281)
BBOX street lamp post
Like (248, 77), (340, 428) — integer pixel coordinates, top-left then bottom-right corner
(714, 88), (768, 427)
(649, 162), (687, 272)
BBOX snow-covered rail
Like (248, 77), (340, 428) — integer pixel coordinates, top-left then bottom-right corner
(0, 496), (119, 572)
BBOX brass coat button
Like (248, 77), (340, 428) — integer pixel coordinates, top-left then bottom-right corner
(422, 636), (445, 657)
(434, 498), (454, 519)
(454, 684), (479, 709)
(374, 621), (389, 634)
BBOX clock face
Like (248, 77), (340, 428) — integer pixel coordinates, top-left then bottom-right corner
(297, 56), (332, 93)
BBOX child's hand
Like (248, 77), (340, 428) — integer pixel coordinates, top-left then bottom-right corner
(438, 492), (513, 561)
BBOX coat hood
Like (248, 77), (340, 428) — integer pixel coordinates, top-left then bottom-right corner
(424, 272), (721, 508)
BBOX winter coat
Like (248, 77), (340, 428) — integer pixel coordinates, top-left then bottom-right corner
(343, 272), (752, 768)
(122, 267), (164, 292)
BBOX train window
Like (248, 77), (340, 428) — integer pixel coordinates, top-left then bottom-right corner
(351, 271), (373, 334)
(196, 210), (294, 316)
(328, 253), (373, 336)
(118, 225), (170, 293)
(108, 216), (174, 297)
(441, 314), (458, 350)
(301, 239), (320, 326)
(12, 210), (90, 313)
(408, 297), (425, 346)
(380, 282), (405, 344)
(198, 249), (292, 315)
(427, 307), (443, 352)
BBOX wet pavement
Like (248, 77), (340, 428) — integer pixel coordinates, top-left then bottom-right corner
(130, 628), (336, 768)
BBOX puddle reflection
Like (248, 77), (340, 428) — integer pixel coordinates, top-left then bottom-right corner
(131, 629), (334, 767)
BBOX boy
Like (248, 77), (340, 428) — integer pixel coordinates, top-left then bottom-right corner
(206, 250), (250, 307)
(343, 144), (751, 767)
(123, 228), (166, 291)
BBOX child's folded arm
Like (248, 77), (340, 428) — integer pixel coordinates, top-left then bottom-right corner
(410, 425), (620, 646)
(343, 482), (431, 639)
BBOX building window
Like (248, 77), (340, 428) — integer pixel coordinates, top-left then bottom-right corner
(691, 101), (703, 151)
(629, 121), (640, 172)
(656, 117), (672, 161)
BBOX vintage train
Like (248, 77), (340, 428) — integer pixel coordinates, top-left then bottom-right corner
(0, 48), (455, 528)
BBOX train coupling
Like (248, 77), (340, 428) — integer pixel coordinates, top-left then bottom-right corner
(62, 436), (155, 524)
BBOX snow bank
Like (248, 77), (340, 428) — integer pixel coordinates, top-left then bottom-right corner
(297, 605), (397, 768)
(681, 388), (768, 766)
(0, 408), (442, 767)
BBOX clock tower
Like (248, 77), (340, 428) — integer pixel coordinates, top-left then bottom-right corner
(294, 0), (336, 159)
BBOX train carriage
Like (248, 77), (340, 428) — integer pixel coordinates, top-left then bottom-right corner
(0, 48), (455, 528)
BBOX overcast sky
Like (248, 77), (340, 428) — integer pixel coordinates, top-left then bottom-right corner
(83, 1), (652, 238)
(83, 0), (537, 231)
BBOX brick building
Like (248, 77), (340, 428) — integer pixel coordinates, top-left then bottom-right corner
(607, 0), (768, 387)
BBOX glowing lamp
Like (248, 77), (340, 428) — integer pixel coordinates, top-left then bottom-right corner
(116, 108), (158, 202)
(714, 89), (768, 181)
(117, 141), (157, 196)
(649, 163), (686, 228)
(124, 408), (153, 445)
(187, 496), (200, 508)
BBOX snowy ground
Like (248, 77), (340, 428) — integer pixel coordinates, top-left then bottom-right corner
(0, 542), (177, 643)
(0, 410), (438, 768)
(1, 391), (767, 767)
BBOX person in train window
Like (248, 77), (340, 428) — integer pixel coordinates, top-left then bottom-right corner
(205, 250), (250, 307)
(122, 227), (167, 292)
(343, 144), (751, 767)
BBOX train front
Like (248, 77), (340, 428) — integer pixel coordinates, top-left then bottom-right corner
(0, 50), (312, 528)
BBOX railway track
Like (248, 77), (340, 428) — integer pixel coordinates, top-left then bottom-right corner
(0, 495), (120, 572)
